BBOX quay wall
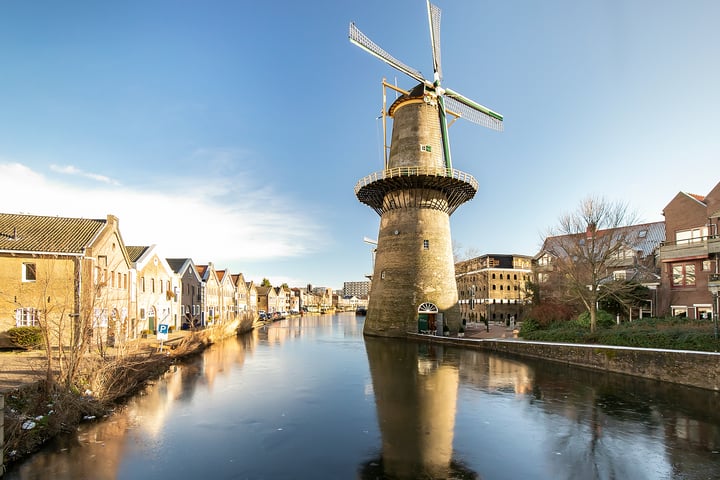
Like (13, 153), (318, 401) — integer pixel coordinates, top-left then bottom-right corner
(409, 334), (720, 392)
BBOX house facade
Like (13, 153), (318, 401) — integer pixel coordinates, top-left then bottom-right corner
(534, 221), (665, 319)
(197, 263), (222, 326)
(658, 181), (720, 319)
(128, 245), (177, 335)
(0, 213), (132, 348)
(167, 258), (203, 329)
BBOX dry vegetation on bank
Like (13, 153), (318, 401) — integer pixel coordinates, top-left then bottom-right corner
(2, 329), (217, 470)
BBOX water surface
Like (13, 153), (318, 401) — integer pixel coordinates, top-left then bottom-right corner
(5, 313), (720, 479)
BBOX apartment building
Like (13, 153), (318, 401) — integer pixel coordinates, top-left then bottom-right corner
(456, 254), (533, 325)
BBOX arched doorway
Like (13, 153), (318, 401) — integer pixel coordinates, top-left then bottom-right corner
(417, 302), (439, 333)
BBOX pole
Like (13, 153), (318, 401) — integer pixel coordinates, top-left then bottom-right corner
(1, 393), (4, 476)
(714, 292), (719, 341)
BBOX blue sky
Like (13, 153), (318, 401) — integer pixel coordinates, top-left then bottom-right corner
(1, 0), (718, 290)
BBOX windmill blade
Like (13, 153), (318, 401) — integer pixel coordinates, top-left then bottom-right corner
(427, 1), (442, 83)
(436, 94), (453, 170)
(349, 22), (427, 85)
(444, 88), (504, 132)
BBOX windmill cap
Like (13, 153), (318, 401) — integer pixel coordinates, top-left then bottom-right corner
(388, 83), (428, 116)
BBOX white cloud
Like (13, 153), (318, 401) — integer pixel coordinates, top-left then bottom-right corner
(50, 164), (120, 185)
(0, 162), (325, 263)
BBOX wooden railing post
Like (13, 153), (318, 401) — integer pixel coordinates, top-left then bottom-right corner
(1, 393), (4, 476)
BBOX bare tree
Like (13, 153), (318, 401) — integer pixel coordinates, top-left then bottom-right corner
(543, 196), (640, 332)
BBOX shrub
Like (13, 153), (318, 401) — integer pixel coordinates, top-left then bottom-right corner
(576, 310), (615, 329)
(519, 319), (540, 336)
(526, 302), (576, 327)
(7, 326), (44, 349)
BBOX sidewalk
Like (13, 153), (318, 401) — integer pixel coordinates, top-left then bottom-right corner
(464, 322), (518, 340)
(0, 330), (190, 393)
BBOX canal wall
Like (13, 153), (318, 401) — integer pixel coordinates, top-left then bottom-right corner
(409, 334), (720, 392)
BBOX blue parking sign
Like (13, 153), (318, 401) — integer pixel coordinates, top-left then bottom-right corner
(157, 323), (169, 341)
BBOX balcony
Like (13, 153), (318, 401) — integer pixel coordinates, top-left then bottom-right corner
(659, 237), (712, 262)
(709, 236), (720, 254)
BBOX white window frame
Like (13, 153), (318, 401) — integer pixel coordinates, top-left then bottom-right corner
(15, 307), (39, 326)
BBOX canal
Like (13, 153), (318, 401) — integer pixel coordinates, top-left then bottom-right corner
(4, 313), (720, 479)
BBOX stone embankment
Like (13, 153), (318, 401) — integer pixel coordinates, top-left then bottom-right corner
(412, 323), (720, 392)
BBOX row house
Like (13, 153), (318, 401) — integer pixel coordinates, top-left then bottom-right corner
(0, 212), (261, 347)
(255, 286), (274, 314)
(275, 285), (291, 313)
(533, 179), (720, 320)
(167, 258), (203, 328)
(534, 221), (665, 319)
(456, 254), (533, 325)
(0, 213), (132, 348)
(658, 181), (720, 319)
(216, 267), (236, 323)
(127, 245), (178, 334)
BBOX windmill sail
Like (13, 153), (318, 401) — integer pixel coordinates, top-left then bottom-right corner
(349, 1), (504, 168)
(427, 1), (442, 83)
(349, 22), (425, 85)
(444, 92), (504, 132)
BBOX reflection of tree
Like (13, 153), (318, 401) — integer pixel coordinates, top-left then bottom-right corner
(361, 337), (477, 479)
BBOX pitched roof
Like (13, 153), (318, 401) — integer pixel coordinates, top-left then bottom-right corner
(0, 213), (107, 254)
(539, 221), (665, 259)
(166, 258), (190, 273)
(126, 245), (150, 263)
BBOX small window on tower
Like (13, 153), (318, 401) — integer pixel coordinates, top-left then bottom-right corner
(423, 240), (429, 250)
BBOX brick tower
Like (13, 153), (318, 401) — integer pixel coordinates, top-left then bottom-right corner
(355, 85), (478, 337)
(349, 2), (503, 337)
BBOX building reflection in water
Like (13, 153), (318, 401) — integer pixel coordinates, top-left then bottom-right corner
(361, 337), (477, 479)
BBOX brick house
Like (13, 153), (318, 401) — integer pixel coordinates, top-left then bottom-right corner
(127, 245), (177, 334)
(167, 258), (203, 329)
(0, 213), (132, 348)
(534, 221), (665, 319)
(658, 181), (720, 319)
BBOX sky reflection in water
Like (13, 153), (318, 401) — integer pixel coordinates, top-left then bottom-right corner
(5, 314), (720, 480)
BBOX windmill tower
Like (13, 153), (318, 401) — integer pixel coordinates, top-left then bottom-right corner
(350, 1), (503, 337)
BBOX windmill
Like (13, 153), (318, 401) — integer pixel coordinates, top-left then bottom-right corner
(349, 0), (503, 171)
(350, 1), (503, 338)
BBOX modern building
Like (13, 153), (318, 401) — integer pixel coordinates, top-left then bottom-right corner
(343, 281), (370, 298)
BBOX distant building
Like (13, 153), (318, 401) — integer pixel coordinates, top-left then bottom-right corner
(455, 254), (533, 325)
(343, 281), (370, 298)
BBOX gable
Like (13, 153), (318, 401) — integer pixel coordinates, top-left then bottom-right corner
(663, 192), (709, 233)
